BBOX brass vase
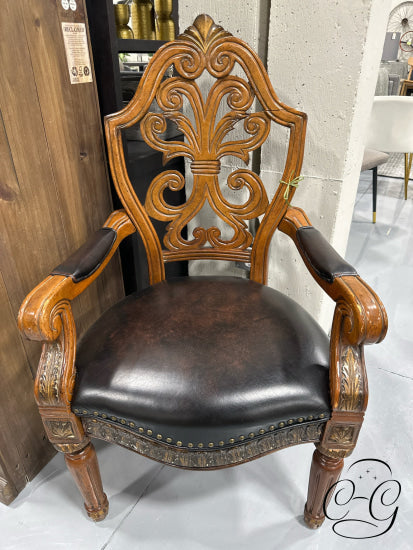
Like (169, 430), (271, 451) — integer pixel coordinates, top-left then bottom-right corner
(136, 0), (155, 40)
(154, 0), (175, 41)
(130, 0), (141, 39)
(114, 4), (134, 39)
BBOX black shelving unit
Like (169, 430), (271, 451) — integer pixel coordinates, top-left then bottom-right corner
(85, 1), (169, 117)
(118, 38), (166, 52)
(85, 0), (186, 294)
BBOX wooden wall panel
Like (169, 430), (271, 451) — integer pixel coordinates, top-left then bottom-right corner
(0, 274), (51, 504)
(0, 0), (124, 504)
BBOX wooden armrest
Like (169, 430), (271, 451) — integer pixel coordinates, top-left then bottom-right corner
(279, 206), (387, 347)
(280, 207), (388, 445)
(18, 210), (135, 343)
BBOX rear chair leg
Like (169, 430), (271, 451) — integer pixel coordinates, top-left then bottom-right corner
(65, 442), (109, 521)
(304, 448), (343, 529)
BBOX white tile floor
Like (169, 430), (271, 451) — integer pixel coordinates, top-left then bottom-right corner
(1, 173), (412, 550)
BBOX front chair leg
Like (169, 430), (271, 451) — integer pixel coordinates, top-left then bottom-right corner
(304, 448), (344, 529)
(65, 442), (109, 521)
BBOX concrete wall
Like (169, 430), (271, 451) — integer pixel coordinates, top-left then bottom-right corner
(261, 0), (391, 330)
(178, 2), (269, 53)
(178, 1), (391, 331)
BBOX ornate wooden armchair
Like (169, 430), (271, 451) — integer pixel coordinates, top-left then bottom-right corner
(18, 15), (387, 528)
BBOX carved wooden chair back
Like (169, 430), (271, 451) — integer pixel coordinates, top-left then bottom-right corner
(105, 14), (307, 285)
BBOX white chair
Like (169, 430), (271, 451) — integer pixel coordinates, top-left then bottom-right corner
(366, 96), (413, 205)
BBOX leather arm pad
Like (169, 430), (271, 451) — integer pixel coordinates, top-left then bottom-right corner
(295, 226), (358, 283)
(18, 210), (135, 342)
(51, 227), (117, 282)
(279, 207), (387, 346)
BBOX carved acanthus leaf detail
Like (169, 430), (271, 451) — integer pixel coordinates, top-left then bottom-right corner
(329, 426), (354, 445)
(84, 418), (325, 469)
(178, 14), (232, 53)
(45, 420), (75, 439)
(38, 341), (63, 405)
(34, 300), (76, 407)
(338, 346), (363, 411)
(316, 446), (351, 459)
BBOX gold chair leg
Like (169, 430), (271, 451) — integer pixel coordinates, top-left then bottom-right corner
(404, 153), (412, 200)
(65, 442), (109, 521)
(372, 166), (377, 224)
(304, 448), (344, 529)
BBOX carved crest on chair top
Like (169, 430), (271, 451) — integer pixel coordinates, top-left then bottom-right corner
(177, 14), (232, 52)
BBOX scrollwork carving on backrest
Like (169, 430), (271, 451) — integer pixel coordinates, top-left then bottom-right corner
(105, 14), (307, 283)
(141, 18), (271, 253)
(142, 72), (270, 251)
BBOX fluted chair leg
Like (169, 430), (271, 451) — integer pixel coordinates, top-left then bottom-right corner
(65, 442), (109, 521)
(304, 448), (344, 529)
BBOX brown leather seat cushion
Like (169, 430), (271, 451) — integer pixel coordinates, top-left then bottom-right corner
(72, 277), (331, 448)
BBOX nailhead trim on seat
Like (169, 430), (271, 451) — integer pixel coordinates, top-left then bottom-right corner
(72, 408), (330, 449)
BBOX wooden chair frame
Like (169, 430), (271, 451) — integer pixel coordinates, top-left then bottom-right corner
(18, 15), (387, 528)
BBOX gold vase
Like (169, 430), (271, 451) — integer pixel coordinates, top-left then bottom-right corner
(154, 0), (175, 41)
(130, 0), (141, 39)
(114, 4), (134, 39)
(137, 0), (155, 40)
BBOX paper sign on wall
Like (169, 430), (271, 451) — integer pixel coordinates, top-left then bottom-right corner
(61, 22), (93, 84)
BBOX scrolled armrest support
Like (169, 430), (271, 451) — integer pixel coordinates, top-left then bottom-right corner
(17, 210), (135, 447)
(18, 210), (135, 343)
(332, 277), (387, 347)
